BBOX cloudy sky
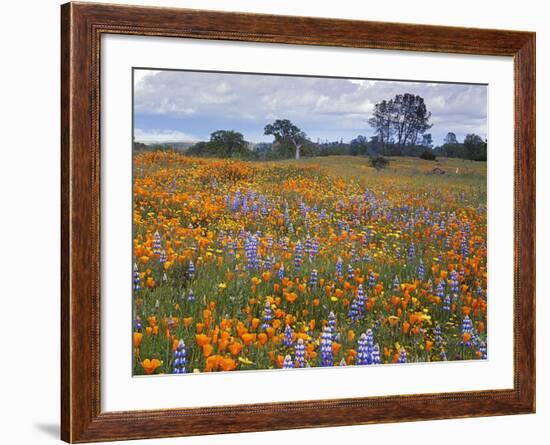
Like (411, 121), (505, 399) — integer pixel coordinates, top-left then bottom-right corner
(134, 69), (487, 146)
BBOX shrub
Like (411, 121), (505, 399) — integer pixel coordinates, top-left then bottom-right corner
(420, 150), (437, 161)
(370, 155), (389, 170)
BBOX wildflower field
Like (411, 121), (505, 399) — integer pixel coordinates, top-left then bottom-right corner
(132, 153), (487, 375)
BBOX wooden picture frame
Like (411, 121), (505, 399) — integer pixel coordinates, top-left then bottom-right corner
(61, 2), (535, 442)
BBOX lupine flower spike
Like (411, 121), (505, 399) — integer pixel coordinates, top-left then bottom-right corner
(173, 339), (187, 374)
(283, 354), (294, 369)
(320, 326), (333, 367)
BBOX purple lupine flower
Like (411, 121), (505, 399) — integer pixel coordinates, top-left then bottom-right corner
(349, 285), (366, 322)
(134, 316), (142, 332)
(336, 257), (343, 279)
(153, 230), (161, 255)
(261, 301), (273, 330)
(278, 264), (285, 280)
(159, 249), (167, 264)
(356, 284), (366, 318)
(357, 333), (369, 365)
(364, 329), (375, 360)
(371, 344), (381, 364)
(226, 238), (235, 256)
(309, 269), (318, 291)
(245, 235), (259, 270)
(479, 342), (487, 359)
(348, 299), (359, 323)
(442, 294), (451, 312)
(368, 271), (376, 287)
(397, 348), (408, 364)
(187, 288), (195, 302)
(339, 358), (347, 366)
(295, 338), (305, 368)
(133, 262), (141, 292)
(264, 255), (275, 271)
(173, 339), (187, 374)
(280, 236), (289, 252)
(460, 316), (474, 347)
(320, 326), (333, 367)
(328, 311), (337, 338)
(449, 270), (459, 302)
(357, 329), (375, 365)
(362, 231), (369, 249)
(436, 281), (445, 299)
(418, 261), (425, 281)
(294, 241), (303, 272)
(167, 315), (175, 333)
(408, 243), (415, 260)
(283, 354), (294, 369)
(187, 260), (195, 279)
(283, 324), (294, 347)
(311, 238), (319, 259)
(347, 264), (354, 281)
(393, 276), (400, 292)
(304, 235), (312, 258)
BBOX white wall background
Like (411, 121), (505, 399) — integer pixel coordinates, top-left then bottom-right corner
(0, 1), (546, 444)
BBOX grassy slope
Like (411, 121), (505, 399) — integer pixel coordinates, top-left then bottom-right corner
(278, 155), (486, 184)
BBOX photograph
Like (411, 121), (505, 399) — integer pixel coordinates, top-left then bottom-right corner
(131, 69), (488, 375)
(54, 1), (538, 442)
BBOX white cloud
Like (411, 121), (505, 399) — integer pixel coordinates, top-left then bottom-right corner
(133, 69), (487, 144)
(134, 128), (198, 143)
(134, 69), (161, 91)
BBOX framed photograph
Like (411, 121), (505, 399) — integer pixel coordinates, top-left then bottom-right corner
(61, 2), (535, 442)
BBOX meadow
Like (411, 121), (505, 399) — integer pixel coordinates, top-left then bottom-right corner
(132, 153), (487, 375)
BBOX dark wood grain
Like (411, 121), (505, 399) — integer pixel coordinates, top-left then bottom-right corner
(61, 2), (536, 442)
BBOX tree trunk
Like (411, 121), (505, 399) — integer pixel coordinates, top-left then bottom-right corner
(294, 142), (301, 160)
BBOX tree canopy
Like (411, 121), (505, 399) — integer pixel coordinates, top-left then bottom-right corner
(264, 119), (308, 160)
(187, 130), (248, 158)
(368, 93), (433, 152)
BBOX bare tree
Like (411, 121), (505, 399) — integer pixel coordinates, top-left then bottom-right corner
(264, 119), (307, 160)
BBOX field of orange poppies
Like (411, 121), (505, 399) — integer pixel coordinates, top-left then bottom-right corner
(132, 152), (487, 375)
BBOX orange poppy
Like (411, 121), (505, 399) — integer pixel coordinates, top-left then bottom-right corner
(284, 292), (298, 303)
(228, 341), (243, 356)
(196, 334), (210, 347)
(141, 358), (161, 375)
(220, 358), (237, 371)
(133, 332), (142, 348)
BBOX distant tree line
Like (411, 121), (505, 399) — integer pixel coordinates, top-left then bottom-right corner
(134, 93), (487, 162)
(433, 132), (487, 161)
